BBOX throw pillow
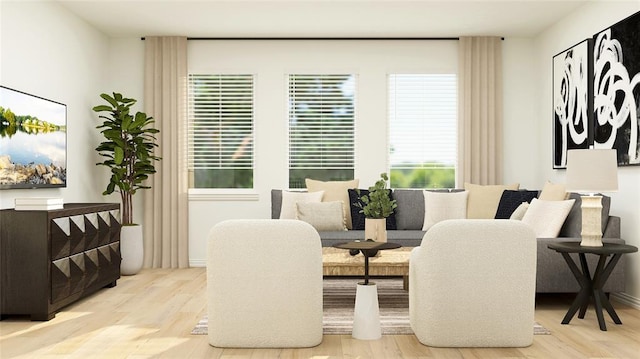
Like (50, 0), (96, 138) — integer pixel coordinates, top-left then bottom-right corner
(279, 190), (324, 219)
(348, 189), (397, 230)
(393, 189), (426, 230)
(464, 182), (520, 219)
(509, 202), (529, 220)
(296, 201), (346, 231)
(494, 190), (538, 219)
(305, 178), (359, 229)
(539, 180), (568, 200)
(422, 190), (468, 231)
(521, 198), (575, 237)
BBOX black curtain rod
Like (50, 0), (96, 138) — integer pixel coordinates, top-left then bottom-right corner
(140, 36), (462, 41)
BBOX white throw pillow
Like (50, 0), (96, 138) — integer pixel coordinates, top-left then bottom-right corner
(521, 198), (575, 237)
(422, 190), (469, 231)
(279, 191), (324, 219)
(296, 201), (346, 231)
(509, 202), (529, 220)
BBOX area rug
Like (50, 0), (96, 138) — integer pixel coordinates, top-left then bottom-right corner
(192, 278), (550, 336)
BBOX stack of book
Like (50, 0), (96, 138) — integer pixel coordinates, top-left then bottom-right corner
(14, 198), (64, 211)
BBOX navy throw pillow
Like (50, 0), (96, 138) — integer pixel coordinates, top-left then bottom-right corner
(348, 189), (397, 230)
(494, 190), (539, 219)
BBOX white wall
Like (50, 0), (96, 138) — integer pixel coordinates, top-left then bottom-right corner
(0, 1), (111, 209)
(533, 1), (640, 304)
(187, 40), (458, 265)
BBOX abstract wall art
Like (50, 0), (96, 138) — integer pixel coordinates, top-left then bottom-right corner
(593, 11), (640, 166)
(553, 39), (593, 169)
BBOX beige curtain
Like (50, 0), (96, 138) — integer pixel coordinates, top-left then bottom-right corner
(457, 37), (503, 185)
(143, 36), (189, 268)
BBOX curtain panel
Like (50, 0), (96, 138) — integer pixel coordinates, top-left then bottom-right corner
(457, 36), (504, 185)
(143, 36), (189, 268)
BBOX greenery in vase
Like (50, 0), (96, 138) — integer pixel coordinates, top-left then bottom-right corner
(356, 172), (397, 219)
(93, 92), (160, 225)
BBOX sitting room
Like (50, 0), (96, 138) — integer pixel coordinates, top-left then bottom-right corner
(1, 0), (639, 358)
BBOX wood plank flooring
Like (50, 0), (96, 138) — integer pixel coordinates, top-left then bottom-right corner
(1, 268), (639, 358)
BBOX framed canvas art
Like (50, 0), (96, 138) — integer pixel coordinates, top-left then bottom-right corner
(593, 10), (640, 166)
(552, 38), (593, 169)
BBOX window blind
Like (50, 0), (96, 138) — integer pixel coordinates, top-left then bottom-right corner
(188, 74), (254, 188)
(388, 74), (457, 188)
(288, 74), (355, 187)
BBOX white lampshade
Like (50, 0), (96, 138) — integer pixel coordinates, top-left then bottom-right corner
(565, 149), (618, 193)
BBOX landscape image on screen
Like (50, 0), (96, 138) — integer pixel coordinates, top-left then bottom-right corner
(0, 86), (67, 189)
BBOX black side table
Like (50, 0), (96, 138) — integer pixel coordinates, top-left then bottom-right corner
(547, 242), (638, 331)
(334, 241), (401, 285)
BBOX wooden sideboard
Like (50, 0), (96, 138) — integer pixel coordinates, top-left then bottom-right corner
(0, 203), (121, 320)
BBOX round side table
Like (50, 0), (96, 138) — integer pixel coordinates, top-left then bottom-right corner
(547, 241), (638, 331)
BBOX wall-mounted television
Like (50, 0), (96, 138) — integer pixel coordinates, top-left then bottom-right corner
(0, 86), (67, 189)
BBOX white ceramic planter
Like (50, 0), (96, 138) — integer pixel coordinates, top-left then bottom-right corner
(120, 225), (144, 275)
(364, 218), (387, 243)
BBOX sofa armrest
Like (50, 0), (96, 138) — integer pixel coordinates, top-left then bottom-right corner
(603, 216), (620, 238)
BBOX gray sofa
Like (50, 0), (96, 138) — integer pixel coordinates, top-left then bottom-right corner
(271, 189), (626, 293)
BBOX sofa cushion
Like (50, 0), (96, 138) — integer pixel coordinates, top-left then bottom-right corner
(306, 178), (359, 229)
(422, 190), (468, 231)
(494, 190), (538, 219)
(393, 190), (425, 230)
(296, 201), (346, 231)
(348, 189), (397, 230)
(279, 190), (324, 219)
(559, 193), (611, 238)
(521, 198), (575, 237)
(464, 182), (520, 219)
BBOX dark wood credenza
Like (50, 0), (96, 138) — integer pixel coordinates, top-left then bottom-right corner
(0, 203), (121, 320)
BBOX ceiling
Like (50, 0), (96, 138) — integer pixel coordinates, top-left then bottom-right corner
(56, 0), (595, 38)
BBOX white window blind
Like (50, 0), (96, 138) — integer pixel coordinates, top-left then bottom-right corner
(188, 74), (254, 188)
(388, 74), (457, 188)
(288, 74), (355, 188)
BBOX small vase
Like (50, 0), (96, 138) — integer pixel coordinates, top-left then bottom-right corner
(365, 218), (387, 243)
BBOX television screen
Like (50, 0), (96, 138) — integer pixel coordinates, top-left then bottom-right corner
(0, 86), (67, 189)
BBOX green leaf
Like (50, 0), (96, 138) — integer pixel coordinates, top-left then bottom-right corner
(114, 147), (124, 165)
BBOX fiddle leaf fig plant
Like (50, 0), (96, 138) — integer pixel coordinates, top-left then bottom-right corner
(356, 172), (397, 219)
(93, 92), (160, 225)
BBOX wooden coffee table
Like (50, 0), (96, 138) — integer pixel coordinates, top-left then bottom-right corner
(322, 246), (412, 289)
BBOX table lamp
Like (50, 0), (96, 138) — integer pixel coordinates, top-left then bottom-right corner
(565, 149), (618, 247)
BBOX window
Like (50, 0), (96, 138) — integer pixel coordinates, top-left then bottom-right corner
(288, 74), (356, 188)
(388, 74), (457, 188)
(188, 74), (254, 188)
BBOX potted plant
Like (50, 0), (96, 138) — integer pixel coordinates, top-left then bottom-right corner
(93, 92), (160, 275)
(356, 173), (397, 243)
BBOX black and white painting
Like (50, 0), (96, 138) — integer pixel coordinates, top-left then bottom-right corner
(593, 11), (640, 166)
(553, 39), (592, 169)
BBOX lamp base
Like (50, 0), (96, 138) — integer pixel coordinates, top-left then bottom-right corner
(579, 195), (603, 247)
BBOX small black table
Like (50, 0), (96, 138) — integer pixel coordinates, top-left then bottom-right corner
(547, 242), (638, 331)
(334, 241), (401, 285)
(334, 241), (402, 340)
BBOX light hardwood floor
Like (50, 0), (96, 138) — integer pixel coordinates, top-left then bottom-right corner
(1, 268), (639, 358)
